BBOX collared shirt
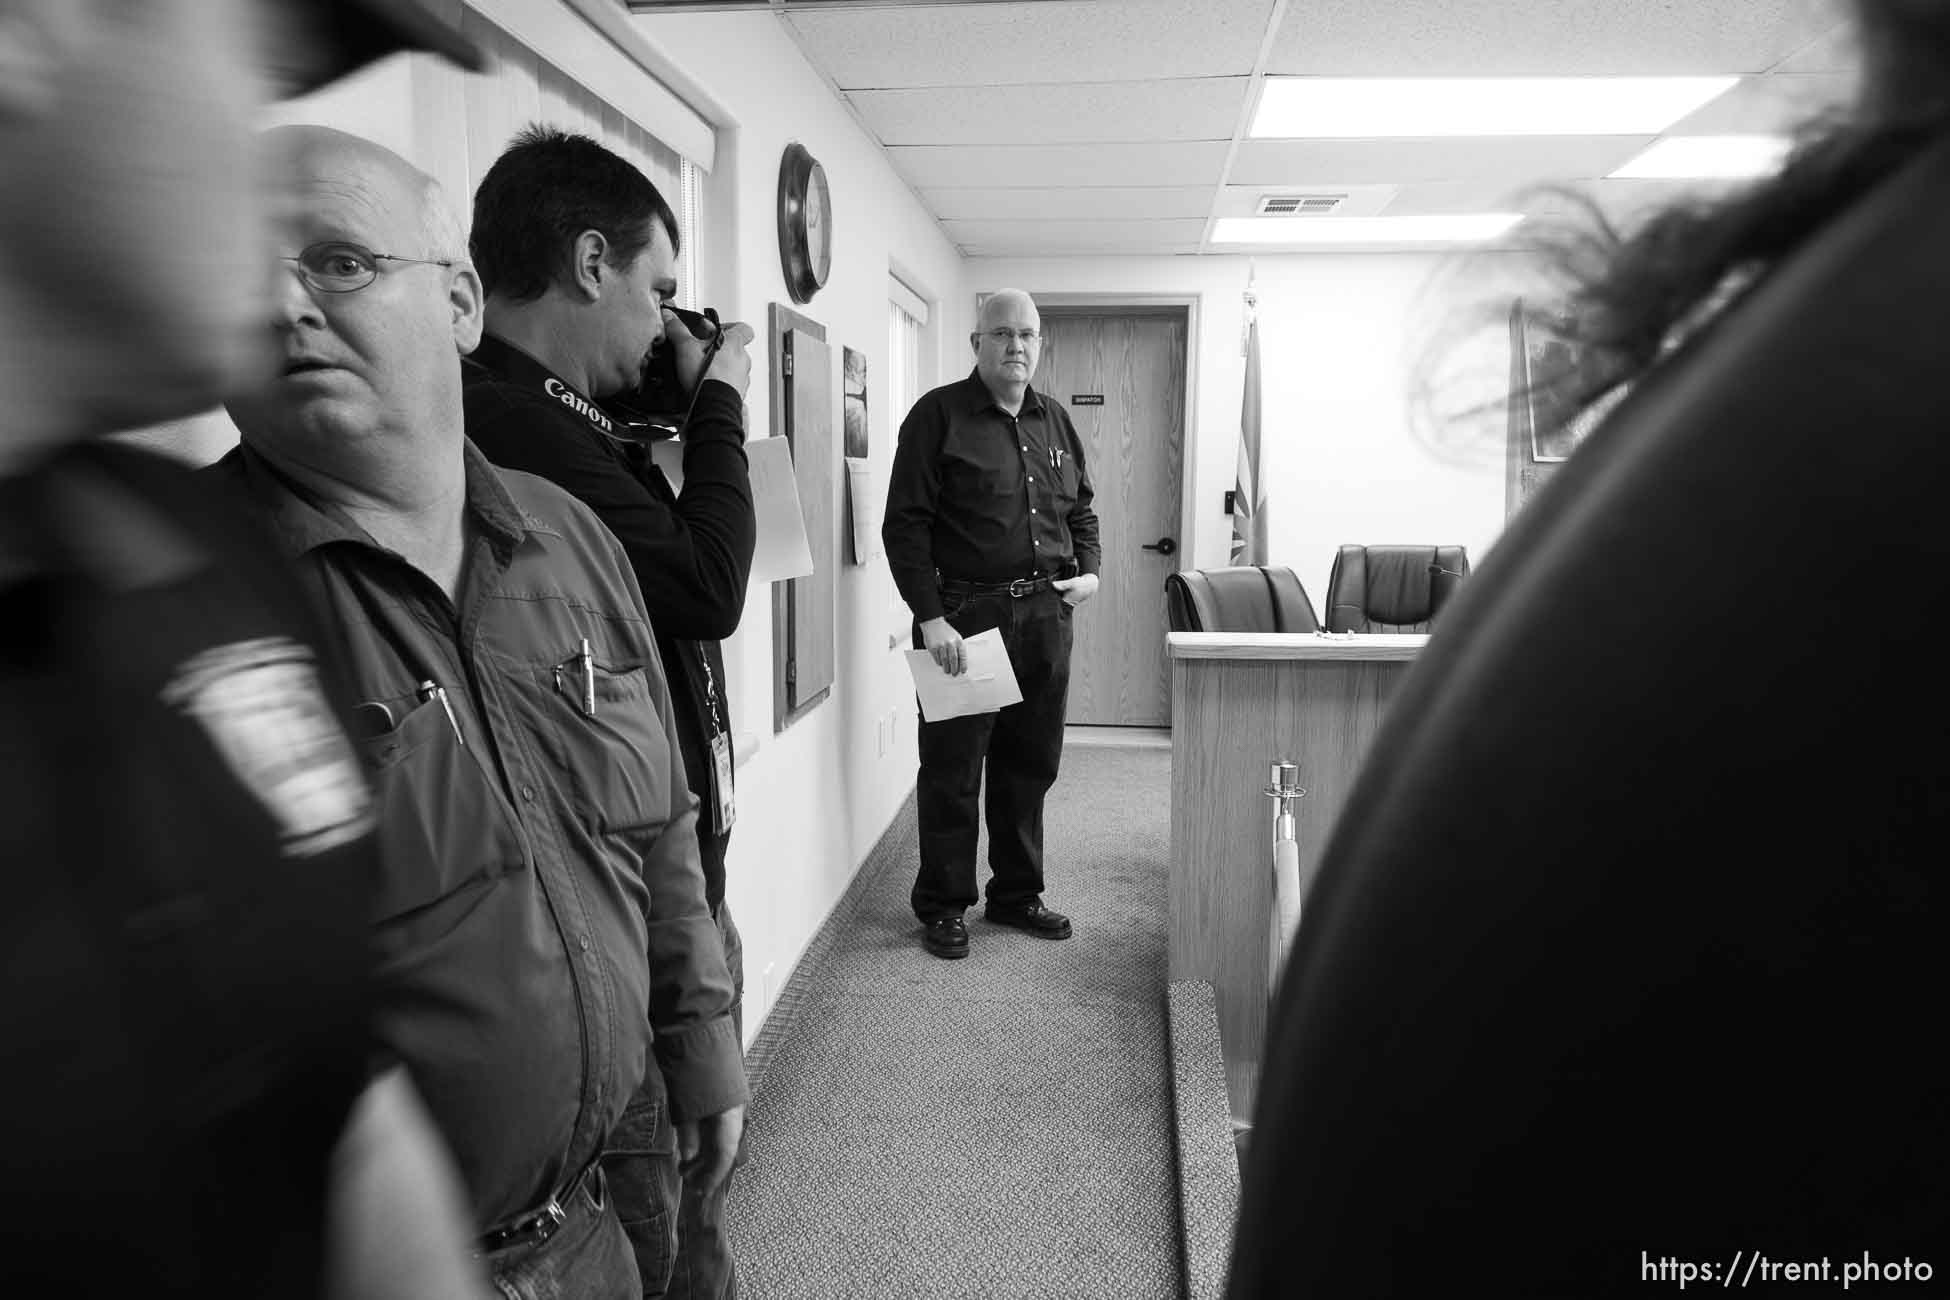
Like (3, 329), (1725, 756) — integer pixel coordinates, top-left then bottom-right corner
(462, 334), (756, 906)
(211, 442), (746, 1228)
(3, 441), (373, 1294)
(882, 368), (1099, 622)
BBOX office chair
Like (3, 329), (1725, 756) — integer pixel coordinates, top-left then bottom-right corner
(1320, 544), (1469, 632)
(1164, 565), (1320, 633)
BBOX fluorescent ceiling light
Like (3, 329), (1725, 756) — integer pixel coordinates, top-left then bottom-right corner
(1609, 134), (1792, 179)
(1211, 215), (1524, 245)
(1251, 76), (1738, 138)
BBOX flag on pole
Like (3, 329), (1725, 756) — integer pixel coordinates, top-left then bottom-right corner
(1231, 278), (1267, 565)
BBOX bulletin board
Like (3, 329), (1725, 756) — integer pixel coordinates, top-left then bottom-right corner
(769, 302), (836, 731)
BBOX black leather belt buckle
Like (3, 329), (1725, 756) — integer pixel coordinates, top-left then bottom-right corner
(1008, 577), (1043, 597)
(477, 1194), (567, 1256)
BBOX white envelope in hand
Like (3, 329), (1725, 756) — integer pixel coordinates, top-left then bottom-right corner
(904, 627), (1022, 722)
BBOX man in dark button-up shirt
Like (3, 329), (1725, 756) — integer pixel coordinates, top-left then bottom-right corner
(218, 125), (745, 1300)
(882, 288), (1100, 960)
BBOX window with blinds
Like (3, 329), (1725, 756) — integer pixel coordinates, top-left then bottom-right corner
(887, 274), (932, 614)
(887, 274), (929, 433)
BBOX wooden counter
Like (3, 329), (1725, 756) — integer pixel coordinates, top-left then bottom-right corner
(1167, 632), (1426, 1120)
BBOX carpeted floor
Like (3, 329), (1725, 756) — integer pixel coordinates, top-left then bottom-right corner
(730, 742), (1180, 1299)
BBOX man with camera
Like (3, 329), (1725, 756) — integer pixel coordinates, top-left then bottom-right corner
(463, 126), (757, 1300)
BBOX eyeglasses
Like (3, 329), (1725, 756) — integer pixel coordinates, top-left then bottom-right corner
(281, 241), (455, 294)
(981, 328), (1042, 345)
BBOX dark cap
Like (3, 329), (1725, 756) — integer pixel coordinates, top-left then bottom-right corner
(287, 0), (487, 95)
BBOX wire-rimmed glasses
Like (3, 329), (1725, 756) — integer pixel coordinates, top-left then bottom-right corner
(282, 241), (455, 294)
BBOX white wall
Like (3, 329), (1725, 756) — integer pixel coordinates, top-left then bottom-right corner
(629, 10), (965, 1035)
(963, 253), (1523, 605)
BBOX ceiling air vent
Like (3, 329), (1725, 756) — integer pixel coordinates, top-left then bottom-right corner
(1256, 193), (1348, 216)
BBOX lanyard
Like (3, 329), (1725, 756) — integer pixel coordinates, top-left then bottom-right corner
(699, 642), (725, 738)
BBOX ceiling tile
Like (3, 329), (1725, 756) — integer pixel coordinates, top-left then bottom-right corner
(1668, 72), (1851, 133)
(849, 78), (1247, 145)
(890, 140), (1229, 188)
(1380, 176), (1724, 221)
(1774, 20), (1857, 74)
(924, 186), (1216, 220)
(943, 218), (1210, 249)
(1228, 135), (1650, 187)
(783, 0), (1277, 88)
(961, 244), (1205, 258)
(1267, 0), (1841, 76)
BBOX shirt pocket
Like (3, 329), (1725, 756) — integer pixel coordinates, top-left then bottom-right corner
(355, 691), (515, 936)
(526, 652), (674, 838)
(1052, 454), (1080, 511)
(943, 440), (1017, 503)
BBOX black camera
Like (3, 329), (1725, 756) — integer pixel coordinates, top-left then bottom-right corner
(602, 305), (726, 440)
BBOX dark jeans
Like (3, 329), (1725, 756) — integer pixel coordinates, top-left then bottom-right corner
(604, 902), (745, 1300)
(912, 587), (1073, 922)
(484, 1167), (638, 1300)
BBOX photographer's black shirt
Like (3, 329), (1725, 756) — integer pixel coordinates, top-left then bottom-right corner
(462, 333), (754, 905)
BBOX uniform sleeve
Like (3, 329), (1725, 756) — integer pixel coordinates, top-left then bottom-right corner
(882, 395), (948, 621)
(601, 531), (749, 1122)
(467, 383), (756, 641)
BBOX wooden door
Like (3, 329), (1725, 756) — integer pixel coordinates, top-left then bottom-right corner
(1035, 310), (1186, 727)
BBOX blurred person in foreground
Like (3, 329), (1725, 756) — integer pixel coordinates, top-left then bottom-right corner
(465, 125), (756, 1300)
(216, 124), (747, 1300)
(0, 0), (484, 1296)
(1226, 3), (1949, 1296)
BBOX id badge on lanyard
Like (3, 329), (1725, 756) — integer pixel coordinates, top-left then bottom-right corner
(701, 648), (735, 835)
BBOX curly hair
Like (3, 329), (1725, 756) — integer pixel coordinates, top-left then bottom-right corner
(1521, 0), (1950, 432)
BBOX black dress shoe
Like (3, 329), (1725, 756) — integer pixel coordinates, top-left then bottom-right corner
(923, 916), (969, 959)
(984, 900), (1072, 940)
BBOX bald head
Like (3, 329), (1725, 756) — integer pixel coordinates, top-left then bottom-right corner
(226, 125), (483, 501)
(971, 288), (1042, 405)
(263, 126), (467, 263)
(978, 289), (1039, 333)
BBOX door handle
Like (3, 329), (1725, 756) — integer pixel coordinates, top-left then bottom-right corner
(1142, 536), (1177, 556)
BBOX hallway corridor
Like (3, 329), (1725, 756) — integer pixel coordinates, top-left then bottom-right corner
(729, 743), (1178, 1298)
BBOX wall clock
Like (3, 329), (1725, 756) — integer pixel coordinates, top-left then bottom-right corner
(777, 142), (832, 305)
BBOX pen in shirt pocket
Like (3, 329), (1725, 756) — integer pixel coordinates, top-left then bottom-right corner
(417, 679), (464, 747)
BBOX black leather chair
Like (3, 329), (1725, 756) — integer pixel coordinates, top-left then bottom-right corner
(1164, 565), (1319, 633)
(1320, 544), (1469, 632)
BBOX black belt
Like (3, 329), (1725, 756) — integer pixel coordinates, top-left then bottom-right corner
(476, 1159), (602, 1257)
(939, 574), (1053, 599)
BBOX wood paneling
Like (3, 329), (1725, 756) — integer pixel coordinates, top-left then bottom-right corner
(1168, 638), (1420, 1119)
(1037, 311), (1186, 727)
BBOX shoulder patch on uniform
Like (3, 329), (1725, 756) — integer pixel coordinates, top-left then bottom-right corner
(161, 637), (375, 858)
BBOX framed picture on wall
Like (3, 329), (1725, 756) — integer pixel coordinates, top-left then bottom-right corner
(1507, 300), (1622, 515)
(842, 345), (868, 458)
(1516, 308), (1607, 462)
